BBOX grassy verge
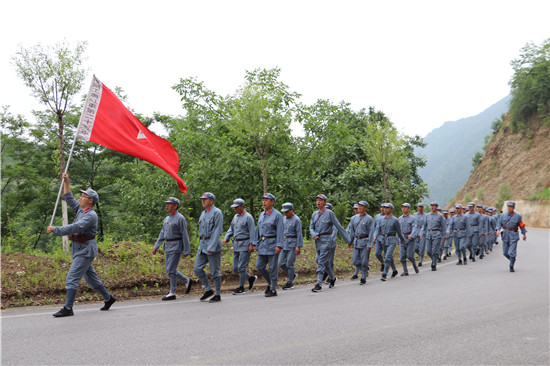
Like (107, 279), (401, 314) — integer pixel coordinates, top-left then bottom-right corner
(1, 239), (422, 308)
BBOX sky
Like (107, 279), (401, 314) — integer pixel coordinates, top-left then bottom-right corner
(1, 0), (549, 137)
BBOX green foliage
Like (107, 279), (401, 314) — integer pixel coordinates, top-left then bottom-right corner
(509, 38), (550, 131)
(464, 193), (472, 203)
(529, 187), (550, 200)
(476, 189), (485, 201)
(497, 182), (513, 209)
(491, 113), (506, 135)
(471, 152), (483, 171)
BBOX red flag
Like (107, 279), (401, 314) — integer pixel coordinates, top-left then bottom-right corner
(76, 75), (187, 194)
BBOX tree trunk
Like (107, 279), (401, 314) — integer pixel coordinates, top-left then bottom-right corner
(260, 151), (268, 193)
(96, 201), (104, 240)
(58, 112), (69, 254)
(388, 171), (392, 202)
(382, 164), (388, 202)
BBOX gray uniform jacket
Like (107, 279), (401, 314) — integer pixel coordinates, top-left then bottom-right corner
(373, 215), (406, 243)
(309, 209), (351, 246)
(254, 208), (284, 255)
(53, 192), (98, 259)
(465, 211), (481, 233)
(283, 214), (304, 250)
(479, 214), (490, 235)
(198, 206), (223, 253)
(496, 212), (527, 239)
(446, 214), (471, 238)
(225, 211), (256, 252)
(348, 214), (374, 249)
(421, 212), (447, 239)
(411, 212), (426, 239)
(398, 214), (415, 238)
(154, 211), (191, 254)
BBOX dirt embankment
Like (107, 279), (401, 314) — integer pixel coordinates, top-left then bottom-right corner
(452, 113), (550, 228)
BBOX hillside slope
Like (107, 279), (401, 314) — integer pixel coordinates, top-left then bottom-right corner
(418, 95), (511, 205)
(452, 113), (550, 226)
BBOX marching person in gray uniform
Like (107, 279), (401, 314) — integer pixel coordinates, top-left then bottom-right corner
(152, 197), (193, 301)
(374, 203), (405, 281)
(347, 201), (374, 285)
(47, 172), (116, 317)
(195, 192), (223, 303)
(465, 202), (481, 262)
(373, 203), (387, 271)
(349, 203), (362, 280)
(252, 193), (284, 297)
(398, 203), (418, 276)
(478, 205), (490, 259)
(310, 194), (351, 292)
(441, 210), (452, 259)
(446, 204), (471, 265)
(323, 203), (338, 284)
(412, 203), (427, 267)
(496, 201), (527, 272)
(280, 202), (303, 290)
(222, 198), (257, 295)
(487, 208), (497, 253)
(420, 201), (447, 271)
(493, 208), (501, 246)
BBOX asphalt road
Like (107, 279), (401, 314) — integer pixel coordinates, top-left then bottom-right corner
(2, 228), (549, 365)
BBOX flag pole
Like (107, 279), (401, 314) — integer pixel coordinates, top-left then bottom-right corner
(49, 131), (79, 226)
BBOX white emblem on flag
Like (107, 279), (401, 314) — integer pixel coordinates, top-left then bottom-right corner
(137, 130), (146, 139)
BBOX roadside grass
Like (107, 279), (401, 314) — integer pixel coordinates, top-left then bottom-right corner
(1, 239), (425, 308)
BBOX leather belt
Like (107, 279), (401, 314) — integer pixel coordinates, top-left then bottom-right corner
(68, 233), (95, 244)
(503, 227), (518, 232)
(471, 224), (478, 226)
(260, 235), (276, 240)
(381, 234), (396, 237)
(355, 235), (369, 239)
(428, 229), (441, 232)
(234, 237), (250, 241)
(319, 232), (332, 236)
(200, 236), (211, 240)
(402, 232), (412, 235)
(454, 229), (466, 231)
(284, 235), (297, 239)
(165, 237), (182, 242)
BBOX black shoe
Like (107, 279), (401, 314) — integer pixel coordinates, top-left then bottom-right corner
(162, 295), (176, 301)
(457, 260), (463, 265)
(264, 286), (271, 295)
(185, 279), (194, 294)
(312, 284), (322, 292)
(401, 272), (409, 276)
(360, 278), (367, 285)
(472, 257), (476, 262)
(233, 286), (245, 295)
(380, 264), (384, 271)
(53, 306), (74, 317)
(351, 274), (359, 280)
(391, 270), (398, 278)
(480, 255), (484, 259)
(100, 295), (117, 310)
(464, 258), (468, 265)
(443, 255), (447, 260)
(510, 267), (515, 272)
(418, 262), (423, 267)
(209, 295), (221, 303)
(431, 266), (437, 271)
(381, 274), (387, 281)
(248, 275), (258, 290)
(329, 277), (337, 288)
(437, 258), (441, 263)
(265, 290), (278, 297)
(476, 249), (480, 256)
(322, 272), (328, 282)
(200, 289), (214, 301)
(282, 282), (294, 290)
(414, 265), (419, 274)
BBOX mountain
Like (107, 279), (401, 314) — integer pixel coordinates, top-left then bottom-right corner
(418, 95), (512, 205)
(453, 112), (550, 227)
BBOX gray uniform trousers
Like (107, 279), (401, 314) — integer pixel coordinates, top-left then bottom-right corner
(501, 231), (519, 267)
(279, 249), (297, 282)
(233, 251), (252, 288)
(454, 235), (468, 261)
(257, 253), (279, 289)
(415, 236), (426, 264)
(65, 256), (110, 308)
(400, 238), (416, 272)
(315, 241), (334, 284)
(379, 237), (397, 275)
(467, 233), (479, 258)
(194, 251), (222, 295)
(352, 246), (370, 279)
(375, 241), (385, 266)
(425, 233), (442, 267)
(165, 251), (189, 294)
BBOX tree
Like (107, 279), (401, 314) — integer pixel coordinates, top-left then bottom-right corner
(227, 68), (300, 193)
(12, 40), (88, 252)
